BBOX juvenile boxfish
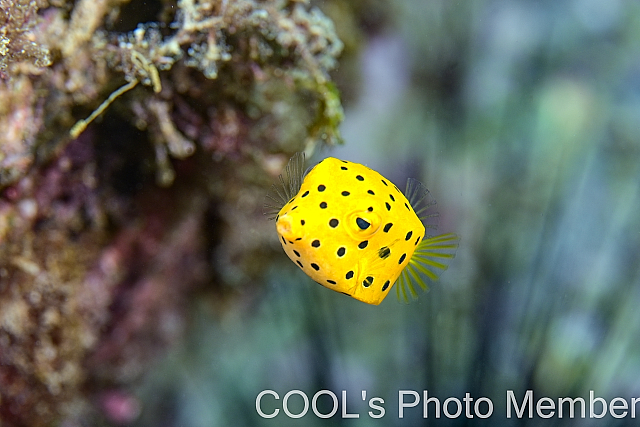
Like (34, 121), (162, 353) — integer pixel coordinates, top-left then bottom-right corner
(264, 153), (460, 305)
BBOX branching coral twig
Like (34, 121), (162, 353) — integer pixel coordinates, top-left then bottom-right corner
(69, 80), (138, 139)
(70, 50), (162, 138)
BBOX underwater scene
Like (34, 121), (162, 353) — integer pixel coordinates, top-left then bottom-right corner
(1, 0), (639, 426)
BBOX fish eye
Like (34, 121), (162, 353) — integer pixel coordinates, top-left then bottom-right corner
(345, 210), (380, 240)
(356, 217), (370, 230)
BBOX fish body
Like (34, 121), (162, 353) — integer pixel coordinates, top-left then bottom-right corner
(265, 154), (459, 305)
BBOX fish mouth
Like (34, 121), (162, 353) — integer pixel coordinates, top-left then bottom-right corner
(276, 214), (299, 241)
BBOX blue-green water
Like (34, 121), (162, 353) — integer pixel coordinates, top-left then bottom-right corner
(134, 0), (640, 425)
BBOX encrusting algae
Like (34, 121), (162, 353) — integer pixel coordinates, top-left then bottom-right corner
(265, 153), (460, 304)
(0, 0), (347, 425)
(1, 0), (345, 189)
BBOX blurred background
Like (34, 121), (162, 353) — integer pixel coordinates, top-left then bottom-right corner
(2, 0), (640, 426)
(135, 0), (640, 426)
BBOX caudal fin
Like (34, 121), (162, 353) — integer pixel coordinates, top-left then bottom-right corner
(396, 233), (461, 303)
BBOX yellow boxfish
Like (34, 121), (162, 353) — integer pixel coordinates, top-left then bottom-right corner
(264, 153), (460, 305)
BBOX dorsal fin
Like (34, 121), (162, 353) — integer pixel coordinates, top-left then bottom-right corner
(405, 178), (439, 233)
(263, 152), (306, 219)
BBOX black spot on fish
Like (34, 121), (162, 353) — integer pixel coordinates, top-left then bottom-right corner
(320, 201), (327, 209)
(341, 166), (348, 170)
(378, 247), (391, 259)
(327, 279), (337, 285)
(337, 247), (346, 257)
(341, 160), (348, 163)
(329, 218), (339, 228)
(398, 253), (407, 264)
(405, 231), (413, 241)
(389, 194), (395, 202)
(358, 240), (369, 249)
(341, 191), (350, 196)
(346, 270), (354, 279)
(363, 276), (374, 287)
(293, 250), (300, 257)
(415, 236), (420, 245)
(311, 239), (320, 247)
(296, 260), (303, 268)
(318, 185), (326, 192)
(301, 190), (310, 198)
(367, 190), (375, 195)
(356, 218), (370, 229)
(381, 180), (388, 186)
(385, 202), (391, 211)
(405, 202), (410, 210)
(383, 223), (393, 232)
(281, 236), (286, 245)
(311, 263), (320, 271)
(382, 280), (391, 291)
(301, 220), (305, 225)
(276, 214), (279, 221)
(367, 206), (373, 212)
(356, 175), (364, 181)
(295, 237), (302, 241)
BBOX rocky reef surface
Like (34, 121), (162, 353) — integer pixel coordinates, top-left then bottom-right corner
(0, 0), (345, 425)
